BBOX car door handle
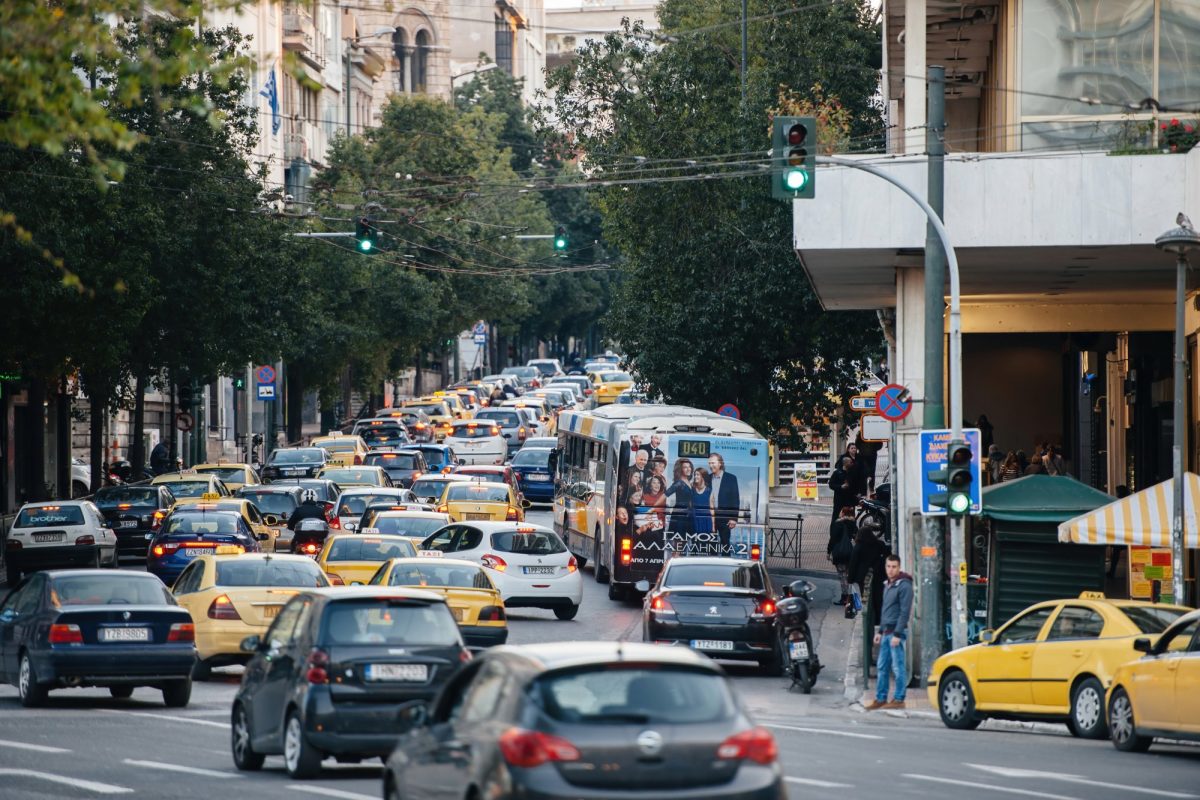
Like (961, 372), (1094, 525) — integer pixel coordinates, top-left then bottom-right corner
(1072, 649), (1084, 658)
(1020, 652), (1033, 659)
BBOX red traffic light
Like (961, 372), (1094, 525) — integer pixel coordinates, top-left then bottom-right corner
(787, 124), (807, 146)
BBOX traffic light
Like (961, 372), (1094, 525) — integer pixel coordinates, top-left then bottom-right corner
(553, 226), (568, 251)
(233, 376), (246, 391)
(355, 217), (380, 252)
(927, 439), (974, 516)
(771, 116), (816, 201)
(178, 380), (195, 410)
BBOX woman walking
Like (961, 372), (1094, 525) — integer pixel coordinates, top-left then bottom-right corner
(827, 506), (857, 605)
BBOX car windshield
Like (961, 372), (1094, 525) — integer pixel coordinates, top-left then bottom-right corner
(322, 469), (379, 484)
(362, 430), (409, 446)
(534, 667), (734, 725)
(412, 479), (454, 498)
(51, 575), (172, 606)
(241, 492), (298, 515)
(450, 425), (498, 440)
(215, 560), (328, 587)
(364, 453), (418, 470)
(195, 467), (248, 484)
(386, 563), (492, 590)
(373, 516), (446, 538)
(490, 530), (565, 555)
(502, 367), (538, 378)
(403, 403), (445, 416)
(446, 485), (509, 503)
(164, 513), (242, 535)
(316, 441), (358, 453)
(94, 488), (159, 509)
(1118, 605), (1189, 633)
(325, 537), (416, 562)
(269, 449), (323, 465)
(602, 372), (632, 383)
(476, 411), (521, 427)
(164, 481), (213, 498)
(529, 362), (558, 376)
(511, 449), (551, 468)
(16, 505), (85, 527)
(664, 563), (764, 590)
(322, 600), (460, 646)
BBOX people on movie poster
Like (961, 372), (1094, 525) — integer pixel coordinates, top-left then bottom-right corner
(708, 452), (741, 551)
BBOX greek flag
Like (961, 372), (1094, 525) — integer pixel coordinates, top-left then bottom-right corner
(260, 68), (281, 135)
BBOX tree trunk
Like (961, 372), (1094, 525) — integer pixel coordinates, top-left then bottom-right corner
(56, 376), (71, 498)
(413, 353), (423, 396)
(286, 367), (304, 445)
(27, 377), (47, 502)
(130, 372), (147, 477)
(89, 389), (105, 493)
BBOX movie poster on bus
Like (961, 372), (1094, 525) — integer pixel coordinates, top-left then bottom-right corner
(616, 431), (766, 559)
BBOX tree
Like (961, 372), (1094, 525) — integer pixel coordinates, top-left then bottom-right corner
(541, 0), (884, 439)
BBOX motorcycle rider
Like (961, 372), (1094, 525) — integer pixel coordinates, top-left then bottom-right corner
(287, 489), (327, 530)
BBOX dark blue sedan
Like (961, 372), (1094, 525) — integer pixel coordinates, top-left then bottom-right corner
(147, 509), (263, 584)
(511, 447), (555, 502)
(0, 570), (196, 707)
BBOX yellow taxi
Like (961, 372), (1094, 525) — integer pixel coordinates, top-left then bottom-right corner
(316, 533), (418, 585)
(502, 397), (554, 434)
(1107, 608), (1200, 752)
(437, 480), (528, 523)
(433, 391), (472, 420)
(192, 462), (260, 492)
(151, 471), (233, 504)
(179, 497), (279, 551)
(403, 398), (455, 441)
(310, 434), (369, 467)
(367, 555), (507, 647)
(592, 370), (635, 405)
(928, 593), (1192, 738)
(170, 549), (330, 679)
(314, 465), (392, 488)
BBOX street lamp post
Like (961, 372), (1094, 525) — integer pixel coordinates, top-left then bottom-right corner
(345, 27), (396, 136)
(1155, 213), (1200, 607)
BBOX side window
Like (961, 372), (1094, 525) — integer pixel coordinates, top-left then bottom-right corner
(1, 583), (29, 616)
(173, 563), (200, 594)
(425, 526), (460, 552)
(16, 576), (45, 615)
(998, 606), (1055, 645)
(1161, 619), (1200, 654)
(1046, 606), (1105, 640)
(246, 505), (262, 524)
(456, 527), (483, 552)
(265, 597), (307, 649)
(458, 663), (507, 724)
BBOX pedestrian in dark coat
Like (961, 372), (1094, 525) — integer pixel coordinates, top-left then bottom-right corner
(150, 441), (170, 476)
(848, 522), (889, 623)
(828, 456), (858, 522)
(827, 506), (856, 604)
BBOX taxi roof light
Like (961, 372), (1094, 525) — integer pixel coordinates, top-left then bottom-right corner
(1078, 591), (1106, 599)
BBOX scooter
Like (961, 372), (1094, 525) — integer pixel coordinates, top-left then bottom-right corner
(777, 579), (822, 694)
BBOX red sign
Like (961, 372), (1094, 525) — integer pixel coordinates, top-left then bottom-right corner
(875, 383), (912, 422)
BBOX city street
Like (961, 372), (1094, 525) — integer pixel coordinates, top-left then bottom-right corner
(0, 506), (1197, 800)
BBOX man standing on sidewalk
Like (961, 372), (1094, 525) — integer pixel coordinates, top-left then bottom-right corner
(866, 554), (913, 710)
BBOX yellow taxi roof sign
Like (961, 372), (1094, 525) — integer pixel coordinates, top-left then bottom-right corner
(360, 527), (380, 534)
(1078, 591), (1106, 599)
(201, 492), (221, 500)
(417, 550), (444, 558)
(215, 545), (245, 555)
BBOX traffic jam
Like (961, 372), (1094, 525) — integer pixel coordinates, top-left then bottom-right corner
(2, 357), (1198, 799)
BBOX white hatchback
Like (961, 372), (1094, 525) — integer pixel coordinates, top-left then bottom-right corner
(443, 421), (506, 466)
(420, 522), (582, 620)
(6, 500), (119, 582)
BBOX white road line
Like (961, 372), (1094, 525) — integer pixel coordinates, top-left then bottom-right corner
(764, 723), (884, 740)
(964, 763), (1199, 798)
(785, 776), (854, 788)
(97, 708), (230, 728)
(903, 774), (1080, 800)
(286, 785), (382, 800)
(0, 768), (133, 795)
(123, 759), (241, 778)
(0, 739), (71, 753)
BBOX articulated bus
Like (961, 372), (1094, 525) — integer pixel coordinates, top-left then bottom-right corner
(552, 405), (770, 601)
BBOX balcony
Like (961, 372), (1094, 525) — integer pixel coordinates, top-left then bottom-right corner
(283, 5), (325, 70)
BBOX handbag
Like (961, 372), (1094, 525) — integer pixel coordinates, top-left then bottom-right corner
(850, 584), (863, 612)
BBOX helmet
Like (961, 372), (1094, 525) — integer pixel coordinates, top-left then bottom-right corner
(301, 489), (319, 504)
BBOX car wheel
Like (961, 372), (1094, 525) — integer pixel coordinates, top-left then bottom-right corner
(1070, 677), (1108, 739)
(938, 671), (981, 730)
(91, 550), (102, 568)
(109, 686), (134, 699)
(18, 653), (48, 707)
(191, 659), (213, 681)
(231, 703), (265, 771)
(284, 710), (323, 779)
(554, 603), (579, 621)
(1108, 687), (1152, 753)
(161, 678), (191, 708)
(106, 547), (120, 568)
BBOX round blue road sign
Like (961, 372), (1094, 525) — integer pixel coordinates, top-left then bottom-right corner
(875, 384), (911, 422)
(717, 403), (741, 419)
(255, 364), (276, 385)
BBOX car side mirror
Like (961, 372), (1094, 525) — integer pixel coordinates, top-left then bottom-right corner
(263, 514), (280, 526)
(634, 580), (650, 593)
(240, 635), (262, 653)
(979, 629), (996, 644)
(255, 532), (270, 542)
(521, 499), (532, 510)
(395, 700), (429, 732)
(1133, 636), (1152, 654)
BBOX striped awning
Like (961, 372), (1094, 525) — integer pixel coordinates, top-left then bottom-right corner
(1057, 473), (1200, 548)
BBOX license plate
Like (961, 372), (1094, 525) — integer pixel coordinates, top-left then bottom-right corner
(789, 641), (809, 659)
(101, 627), (150, 642)
(451, 607), (465, 621)
(466, 513), (491, 520)
(118, 520), (139, 529)
(529, 473), (549, 481)
(523, 566), (556, 575)
(33, 533), (64, 543)
(263, 605), (282, 619)
(183, 548), (214, 558)
(691, 640), (734, 651)
(365, 663), (428, 682)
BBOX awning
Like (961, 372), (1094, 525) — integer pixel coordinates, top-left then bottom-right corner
(1057, 473), (1200, 547)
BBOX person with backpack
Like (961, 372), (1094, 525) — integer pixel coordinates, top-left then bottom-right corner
(827, 505), (856, 606)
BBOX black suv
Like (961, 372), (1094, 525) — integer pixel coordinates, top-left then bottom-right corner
(92, 485), (177, 559)
(260, 447), (329, 481)
(230, 587), (469, 779)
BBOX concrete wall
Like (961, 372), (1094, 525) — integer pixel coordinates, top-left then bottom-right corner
(962, 333), (1064, 455)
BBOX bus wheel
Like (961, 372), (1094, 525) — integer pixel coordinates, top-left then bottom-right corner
(608, 582), (627, 602)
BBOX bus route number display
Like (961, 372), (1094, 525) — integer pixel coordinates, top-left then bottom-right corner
(676, 440), (710, 458)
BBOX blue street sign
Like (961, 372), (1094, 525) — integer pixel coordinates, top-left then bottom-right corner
(257, 383), (276, 401)
(919, 427), (982, 515)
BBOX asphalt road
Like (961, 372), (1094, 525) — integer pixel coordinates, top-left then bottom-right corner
(1, 507), (1197, 799)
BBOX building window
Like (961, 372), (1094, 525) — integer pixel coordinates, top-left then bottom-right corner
(392, 28), (408, 93)
(495, 15), (514, 74)
(300, 85), (319, 124)
(414, 30), (430, 92)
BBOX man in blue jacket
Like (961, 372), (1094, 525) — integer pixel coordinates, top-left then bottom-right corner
(866, 554), (913, 710)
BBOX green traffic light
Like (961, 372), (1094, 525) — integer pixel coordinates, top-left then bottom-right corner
(554, 237), (567, 250)
(785, 169), (809, 190)
(949, 493), (971, 514)
(359, 238), (373, 252)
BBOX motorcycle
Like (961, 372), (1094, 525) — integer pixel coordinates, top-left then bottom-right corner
(856, 482), (891, 547)
(777, 579), (822, 694)
(292, 518), (330, 558)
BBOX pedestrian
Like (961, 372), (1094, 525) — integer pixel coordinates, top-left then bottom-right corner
(865, 555), (913, 710)
(841, 442), (869, 497)
(1043, 445), (1066, 476)
(1000, 451), (1021, 482)
(488, 385), (505, 406)
(1023, 449), (1045, 476)
(828, 456), (858, 523)
(976, 414), (994, 454)
(848, 519), (888, 621)
(986, 444), (1004, 485)
(827, 506), (856, 605)
(1015, 449), (1029, 474)
(149, 440), (170, 476)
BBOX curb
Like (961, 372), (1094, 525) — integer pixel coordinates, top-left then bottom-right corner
(842, 608), (864, 701)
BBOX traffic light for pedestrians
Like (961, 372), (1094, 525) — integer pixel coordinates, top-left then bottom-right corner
(355, 217), (380, 252)
(771, 116), (816, 201)
(233, 376), (246, 391)
(928, 439), (974, 516)
(553, 226), (568, 251)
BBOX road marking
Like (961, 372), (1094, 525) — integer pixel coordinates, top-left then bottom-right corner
(97, 708), (230, 728)
(764, 723), (884, 740)
(0, 739), (71, 753)
(965, 763), (1199, 798)
(287, 785), (382, 800)
(0, 768), (132, 794)
(785, 776), (854, 788)
(123, 759), (240, 778)
(903, 774), (1080, 800)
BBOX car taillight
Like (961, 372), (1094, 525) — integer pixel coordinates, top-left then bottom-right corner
(479, 605), (506, 621)
(567, 556), (578, 573)
(412, 471), (422, 480)
(499, 728), (580, 768)
(49, 624), (83, 644)
(513, 471), (523, 481)
(505, 506), (520, 521)
(717, 728), (777, 764)
(168, 622), (195, 642)
(584, 388), (593, 395)
(620, 538), (632, 565)
(754, 599), (777, 617)
(208, 594), (242, 620)
(327, 574), (345, 585)
(651, 595), (676, 615)
(353, 455), (363, 465)
(481, 554), (508, 572)
(305, 648), (330, 684)
(750, 544), (762, 561)
(151, 510), (165, 529)
(152, 541), (181, 557)
(517, 427), (527, 441)
(490, 426), (500, 436)
(437, 504), (449, 513)
(75, 535), (95, 546)
(6, 540), (21, 551)
(328, 516), (341, 530)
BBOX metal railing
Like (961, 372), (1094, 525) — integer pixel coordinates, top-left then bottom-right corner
(765, 511), (836, 574)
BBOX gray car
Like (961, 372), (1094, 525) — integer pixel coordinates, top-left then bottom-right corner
(383, 641), (784, 800)
(474, 408), (534, 455)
